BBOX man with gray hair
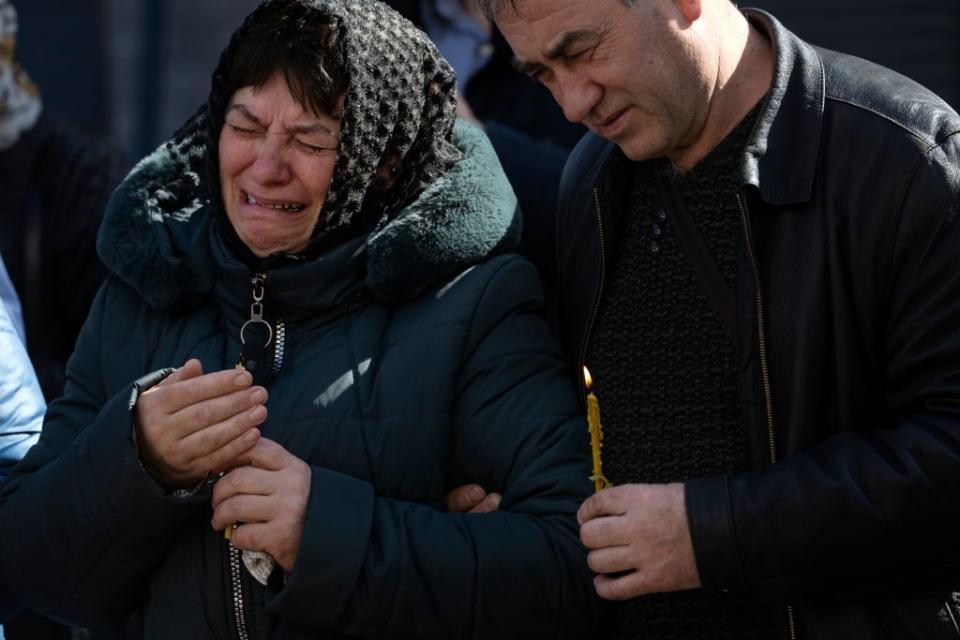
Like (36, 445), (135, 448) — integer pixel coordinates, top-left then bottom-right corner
(461, 0), (960, 637)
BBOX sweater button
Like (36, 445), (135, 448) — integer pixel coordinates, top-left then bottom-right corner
(651, 224), (663, 238)
(657, 208), (668, 222)
(649, 241), (661, 255)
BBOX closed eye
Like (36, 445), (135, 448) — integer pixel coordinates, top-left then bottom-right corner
(228, 124), (261, 137)
(295, 139), (335, 155)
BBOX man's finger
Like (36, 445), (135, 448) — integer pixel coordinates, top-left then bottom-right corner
(594, 570), (648, 601)
(580, 515), (630, 549)
(586, 545), (633, 575)
(212, 465), (279, 509)
(211, 494), (274, 531)
(469, 492), (502, 513)
(577, 486), (626, 525)
(445, 484), (488, 513)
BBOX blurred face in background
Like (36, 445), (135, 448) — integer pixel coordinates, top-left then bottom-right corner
(219, 70), (343, 257)
(497, 0), (714, 162)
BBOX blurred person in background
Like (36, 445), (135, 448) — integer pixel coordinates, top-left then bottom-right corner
(0, 0), (603, 637)
(387, 0), (584, 306)
(0, 0), (128, 403)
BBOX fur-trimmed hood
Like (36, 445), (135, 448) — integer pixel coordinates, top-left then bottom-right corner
(97, 119), (519, 309)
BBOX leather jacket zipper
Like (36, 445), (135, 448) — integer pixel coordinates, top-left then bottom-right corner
(737, 194), (796, 640)
(577, 186), (608, 399)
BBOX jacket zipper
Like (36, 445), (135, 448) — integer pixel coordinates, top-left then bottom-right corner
(271, 318), (286, 378)
(229, 545), (250, 640)
(577, 187), (608, 390)
(737, 194), (796, 640)
(229, 272), (288, 640)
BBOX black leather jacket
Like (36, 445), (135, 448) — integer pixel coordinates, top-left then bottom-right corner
(557, 10), (960, 639)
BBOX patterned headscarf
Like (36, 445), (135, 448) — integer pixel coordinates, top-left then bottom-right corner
(156, 0), (462, 257)
(0, 0), (41, 150)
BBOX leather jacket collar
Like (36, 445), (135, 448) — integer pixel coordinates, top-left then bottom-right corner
(741, 9), (824, 206)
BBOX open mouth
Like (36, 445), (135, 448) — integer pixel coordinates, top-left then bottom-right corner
(243, 190), (307, 213)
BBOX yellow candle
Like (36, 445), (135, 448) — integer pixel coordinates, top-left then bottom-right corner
(583, 367), (611, 492)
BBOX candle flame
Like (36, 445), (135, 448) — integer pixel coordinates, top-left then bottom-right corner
(583, 366), (593, 390)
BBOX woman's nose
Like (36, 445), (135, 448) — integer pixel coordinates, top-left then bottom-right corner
(249, 134), (292, 184)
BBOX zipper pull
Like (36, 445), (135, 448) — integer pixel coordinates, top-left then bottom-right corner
(237, 273), (273, 382)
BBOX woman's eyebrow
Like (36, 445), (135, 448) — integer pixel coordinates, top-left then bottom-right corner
(287, 123), (337, 136)
(226, 104), (264, 127)
(227, 104), (335, 136)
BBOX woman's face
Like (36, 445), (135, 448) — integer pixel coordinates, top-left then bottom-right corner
(219, 71), (343, 257)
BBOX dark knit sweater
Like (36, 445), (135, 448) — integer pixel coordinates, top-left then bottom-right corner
(586, 108), (778, 639)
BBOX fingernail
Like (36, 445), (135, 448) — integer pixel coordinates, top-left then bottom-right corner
(249, 406), (266, 423)
(469, 487), (485, 502)
(245, 429), (260, 443)
(250, 388), (267, 404)
(235, 371), (252, 387)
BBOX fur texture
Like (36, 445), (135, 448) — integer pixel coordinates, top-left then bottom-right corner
(97, 119), (519, 308)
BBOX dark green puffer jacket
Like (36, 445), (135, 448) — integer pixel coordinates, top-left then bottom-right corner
(0, 121), (603, 639)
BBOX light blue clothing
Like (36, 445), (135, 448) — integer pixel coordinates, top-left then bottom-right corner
(0, 258), (42, 634)
(0, 255), (25, 346)
(419, 0), (493, 91)
(0, 273), (43, 484)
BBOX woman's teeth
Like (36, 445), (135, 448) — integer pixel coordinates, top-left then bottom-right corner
(246, 193), (305, 212)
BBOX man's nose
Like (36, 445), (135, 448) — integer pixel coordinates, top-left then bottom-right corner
(553, 71), (603, 125)
(250, 134), (292, 184)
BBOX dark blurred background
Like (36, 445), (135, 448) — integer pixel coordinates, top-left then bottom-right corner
(14, 0), (960, 161)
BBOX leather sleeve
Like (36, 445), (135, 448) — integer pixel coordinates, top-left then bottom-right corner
(688, 132), (960, 601)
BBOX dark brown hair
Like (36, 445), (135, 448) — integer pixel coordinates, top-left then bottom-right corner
(222, 0), (349, 117)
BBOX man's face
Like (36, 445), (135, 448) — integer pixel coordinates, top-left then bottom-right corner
(497, 0), (712, 162)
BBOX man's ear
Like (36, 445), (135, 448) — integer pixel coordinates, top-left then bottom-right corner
(673, 0), (703, 23)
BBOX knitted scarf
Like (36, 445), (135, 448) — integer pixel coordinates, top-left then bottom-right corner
(149, 0), (462, 260)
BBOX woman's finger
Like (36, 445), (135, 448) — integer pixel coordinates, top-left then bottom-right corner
(243, 438), (292, 471)
(191, 427), (262, 478)
(173, 385), (268, 439)
(212, 465), (279, 508)
(211, 494), (275, 531)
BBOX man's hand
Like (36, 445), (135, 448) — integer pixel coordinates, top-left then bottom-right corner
(211, 438), (311, 573)
(135, 359), (267, 488)
(577, 483), (701, 600)
(445, 483), (502, 513)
